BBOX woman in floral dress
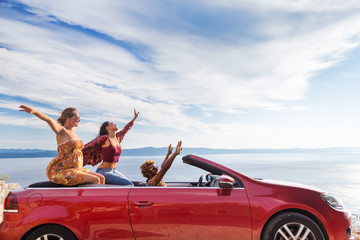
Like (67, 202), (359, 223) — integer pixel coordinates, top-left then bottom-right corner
(19, 105), (105, 186)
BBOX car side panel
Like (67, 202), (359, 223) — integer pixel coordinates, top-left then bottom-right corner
(242, 180), (352, 240)
(14, 188), (134, 240)
(128, 187), (252, 240)
(0, 213), (28, 240)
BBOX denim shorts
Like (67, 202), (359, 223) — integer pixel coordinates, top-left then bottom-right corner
(96, 168), (133, 186)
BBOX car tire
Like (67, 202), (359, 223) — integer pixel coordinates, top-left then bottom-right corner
(262, 212), (325, 240)
(25, 225), (77, 240)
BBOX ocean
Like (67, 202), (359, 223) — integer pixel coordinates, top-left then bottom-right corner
(1, 152), (359, 214)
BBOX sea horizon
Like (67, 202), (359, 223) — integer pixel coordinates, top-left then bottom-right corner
(2, 146), (360, 158)
(1, 151), (359, 216)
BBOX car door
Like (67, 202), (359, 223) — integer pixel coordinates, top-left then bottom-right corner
(71, 187), (135, 240)
(128, 186), (251, 240)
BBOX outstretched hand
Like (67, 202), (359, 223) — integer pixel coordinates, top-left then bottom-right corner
(18, 105), (63, 134)
(167, 144), (173, 156)
(19, 105), (35, 114)
(133, 109), (140, 120)
(174, 141), (182, 155)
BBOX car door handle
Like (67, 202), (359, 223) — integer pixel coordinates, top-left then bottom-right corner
(133, 201), (154, 208)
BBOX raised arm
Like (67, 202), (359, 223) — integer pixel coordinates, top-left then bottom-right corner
(19, 105), (63, 134)
(132, 109), (140, 121)
(116, 109), (140, 143)
(153, 141), (182, 185)
(161, 144), (173, 168)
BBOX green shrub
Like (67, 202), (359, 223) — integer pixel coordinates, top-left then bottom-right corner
(0, 174), (9, 181)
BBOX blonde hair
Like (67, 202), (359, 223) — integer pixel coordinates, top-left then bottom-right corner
(140, 160), (155, 178)
(57, 107), (78, 126)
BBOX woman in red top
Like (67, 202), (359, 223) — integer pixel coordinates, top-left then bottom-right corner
(83, 109), (139, 185)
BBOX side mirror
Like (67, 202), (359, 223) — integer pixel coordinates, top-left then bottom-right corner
(219, 175), (235, 189)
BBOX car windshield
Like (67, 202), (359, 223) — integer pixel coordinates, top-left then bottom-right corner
(165, 160), (209, 182)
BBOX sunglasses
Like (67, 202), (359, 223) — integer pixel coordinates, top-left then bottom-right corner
(149, 165), (158, 171)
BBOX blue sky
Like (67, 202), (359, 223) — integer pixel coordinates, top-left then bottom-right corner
(1, 0), (360, 150)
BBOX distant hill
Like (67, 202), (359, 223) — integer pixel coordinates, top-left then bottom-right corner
(1, 147), (360, 158)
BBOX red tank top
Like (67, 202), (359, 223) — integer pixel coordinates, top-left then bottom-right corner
(101, 144), (122, 163)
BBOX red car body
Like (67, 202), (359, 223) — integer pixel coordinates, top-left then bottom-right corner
(0, 154), (354, 240)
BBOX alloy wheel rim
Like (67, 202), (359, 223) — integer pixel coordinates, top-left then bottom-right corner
(274, 222), (316, 240)
(36, 234), (64, 240)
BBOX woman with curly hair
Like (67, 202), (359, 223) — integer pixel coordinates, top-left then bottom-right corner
(19, 105), (105, 186)
(140, 141), (182, 187)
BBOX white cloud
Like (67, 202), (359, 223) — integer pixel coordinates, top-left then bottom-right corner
(5, 1), (359, 111)
(1, 0), (360, 148)
(207, 0), (360, 13)
(0, 112), (48, 129)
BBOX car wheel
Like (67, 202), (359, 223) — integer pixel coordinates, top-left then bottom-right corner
(262, 212), (325, 240)
(25, 225), (77, 240)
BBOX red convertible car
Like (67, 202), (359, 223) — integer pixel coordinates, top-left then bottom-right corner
(0, 154), (354, 240)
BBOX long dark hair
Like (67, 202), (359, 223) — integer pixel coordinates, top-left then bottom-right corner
(98, 121), (109, 136)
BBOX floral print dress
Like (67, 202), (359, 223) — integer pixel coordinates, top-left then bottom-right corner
(46, 139), (89, 186)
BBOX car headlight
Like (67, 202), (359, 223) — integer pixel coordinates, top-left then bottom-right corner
(321, 193), (345, 210)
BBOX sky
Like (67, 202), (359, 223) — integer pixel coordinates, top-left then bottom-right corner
(1, 0), (360, 150)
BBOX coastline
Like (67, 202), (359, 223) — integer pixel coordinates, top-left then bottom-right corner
(353, 212), (360, 240)
(2, 146), (360, 158)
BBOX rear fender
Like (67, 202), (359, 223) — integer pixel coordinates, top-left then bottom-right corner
(22, 205), (72, 229)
